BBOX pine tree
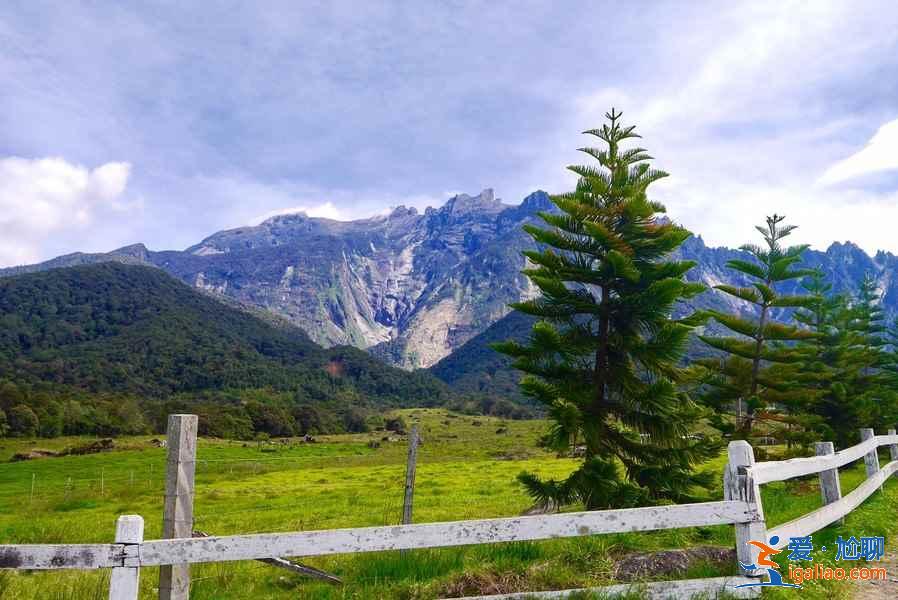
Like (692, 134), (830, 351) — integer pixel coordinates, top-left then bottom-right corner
(877, 318), (898, 431)
(697, 215), (816, 437)
(828, 273), (892, 444)
(493, 109), (720, 510)
(853, 274), (887, 377)
(790, 269), (841, 444)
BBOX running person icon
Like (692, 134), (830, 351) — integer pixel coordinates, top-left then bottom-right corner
(735, 536), (802, 589)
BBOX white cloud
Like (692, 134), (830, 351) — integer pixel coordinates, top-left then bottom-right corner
(818, 118), (898, 185)
(537, 2), (898, 255)
(251, 201), (343, 224)
(0, 157), (133, 266)
(183, 173), (462, 230)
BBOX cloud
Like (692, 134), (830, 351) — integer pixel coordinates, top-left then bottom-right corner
(251, 202), (343, 224)
(2, 2), (898, 259)
(539, 2), (898, 255)
(0, 157), (134, 266)
(818, 118), (898, 185)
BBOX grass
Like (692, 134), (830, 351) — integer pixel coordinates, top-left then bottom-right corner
(0, 409), (895, 598)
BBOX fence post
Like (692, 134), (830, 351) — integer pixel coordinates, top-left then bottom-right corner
(888, 428), (898, 465)
(159, 414), (197, 600)
(724, 440), (766, 577)
(815, 441), (843, 524)
(402, 425), (419, 522)
(860, 428), (880, 478)
(108, 515), (144, 600)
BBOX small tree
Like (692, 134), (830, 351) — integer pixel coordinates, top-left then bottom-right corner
(8, 404), (39, 437)
(697, 215), (816, 437)
(494, 109), (719, 509)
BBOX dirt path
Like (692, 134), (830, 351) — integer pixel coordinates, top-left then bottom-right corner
(852, 551), (898, 599)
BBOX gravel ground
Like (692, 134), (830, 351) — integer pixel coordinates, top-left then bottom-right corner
(852, 551), (898, 599)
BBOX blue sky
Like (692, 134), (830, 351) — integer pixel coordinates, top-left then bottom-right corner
(1, 1), (897, 266)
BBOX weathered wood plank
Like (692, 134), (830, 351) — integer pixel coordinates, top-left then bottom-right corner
(440, 576), (762, 599)
(108, 515), (143, 600)
(768, 460), (898, 548)
(815, 441), (843, 525)
(889, 429), (898, 465)
(160, 414), (197, 600)
(192, 530), (342, 584)
(138, 500), (752, 566)
(860, 428), (880, 480)
(751, 435), (898, 484)
(723, 441), (766, 577)
(258, 557), (343, 584)
(0, 544), (120, 570)
(402, 425), (419, 526)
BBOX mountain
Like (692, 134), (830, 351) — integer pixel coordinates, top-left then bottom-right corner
(0, 189), (553, 369)
(428, 233), (898, 394)
(0, 263), (449, 405)
(429, 310), (535, 400)
(3, 189), (898, 373)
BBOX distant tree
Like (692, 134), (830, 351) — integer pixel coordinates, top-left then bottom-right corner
(0, 408), (8, 437)
(7, 404), (39, 437)
(878, 318), (898, 433)
(494, 109), (719, 509)
(342, 408), (370, 433)
(245, 401), (297, 437)
(0, 379), (25, 410)
(697, 215), (817, 437)
(293, 404), (340, 435)
(384, 415), (407, 433)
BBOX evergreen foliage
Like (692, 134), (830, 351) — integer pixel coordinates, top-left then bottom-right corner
(0, 263), (453, 438)
(815, 274), (894, 446)
(697, 215), (817, 437)
(494, 109), (720, 509)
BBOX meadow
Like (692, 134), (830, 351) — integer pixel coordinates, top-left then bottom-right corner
(0, 409), (895, 599)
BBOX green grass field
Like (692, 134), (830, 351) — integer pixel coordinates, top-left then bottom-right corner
(0, 409), (895, 599)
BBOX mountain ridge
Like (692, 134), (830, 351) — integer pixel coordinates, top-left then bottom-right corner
(3, 190), (897, 371)
(0, 262), (449, 405)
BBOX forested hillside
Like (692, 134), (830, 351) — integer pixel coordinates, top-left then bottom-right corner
(0, 263), (449, 438)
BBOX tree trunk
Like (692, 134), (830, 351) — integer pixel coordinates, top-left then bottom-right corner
(747, 296), (770, 435)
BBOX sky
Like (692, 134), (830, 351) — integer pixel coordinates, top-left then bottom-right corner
(1, 1), (898, 267)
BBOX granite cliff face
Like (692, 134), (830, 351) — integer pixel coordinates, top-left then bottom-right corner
(4, 189), (898, 371)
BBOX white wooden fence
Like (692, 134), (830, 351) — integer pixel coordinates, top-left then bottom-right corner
(1, 421), (896, 600)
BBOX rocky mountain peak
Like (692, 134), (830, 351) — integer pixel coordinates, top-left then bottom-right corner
(110, 243), (150, 260)
(442, 188), (505, 215)
(387, 205), (419, 219)
(519, 190), (553, 211)
(262, 212), (311, 226)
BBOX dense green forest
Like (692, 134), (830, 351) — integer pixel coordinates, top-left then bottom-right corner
(0, 263), (452, 438)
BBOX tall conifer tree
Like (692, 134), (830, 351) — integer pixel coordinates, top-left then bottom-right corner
(697, 215), (816, 436)
(494, 109), (719, 509)
(836, 274), (891, 442)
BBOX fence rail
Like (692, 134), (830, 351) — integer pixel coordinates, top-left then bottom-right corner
(1, 418), (897, 600)
(751, 434), (898, 484)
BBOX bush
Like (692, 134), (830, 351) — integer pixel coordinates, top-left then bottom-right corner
(8, 405), (39, 437)
(342, 408), (369, 433)
(384, 416), (407, 433)
(246, 401), (296, 437)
